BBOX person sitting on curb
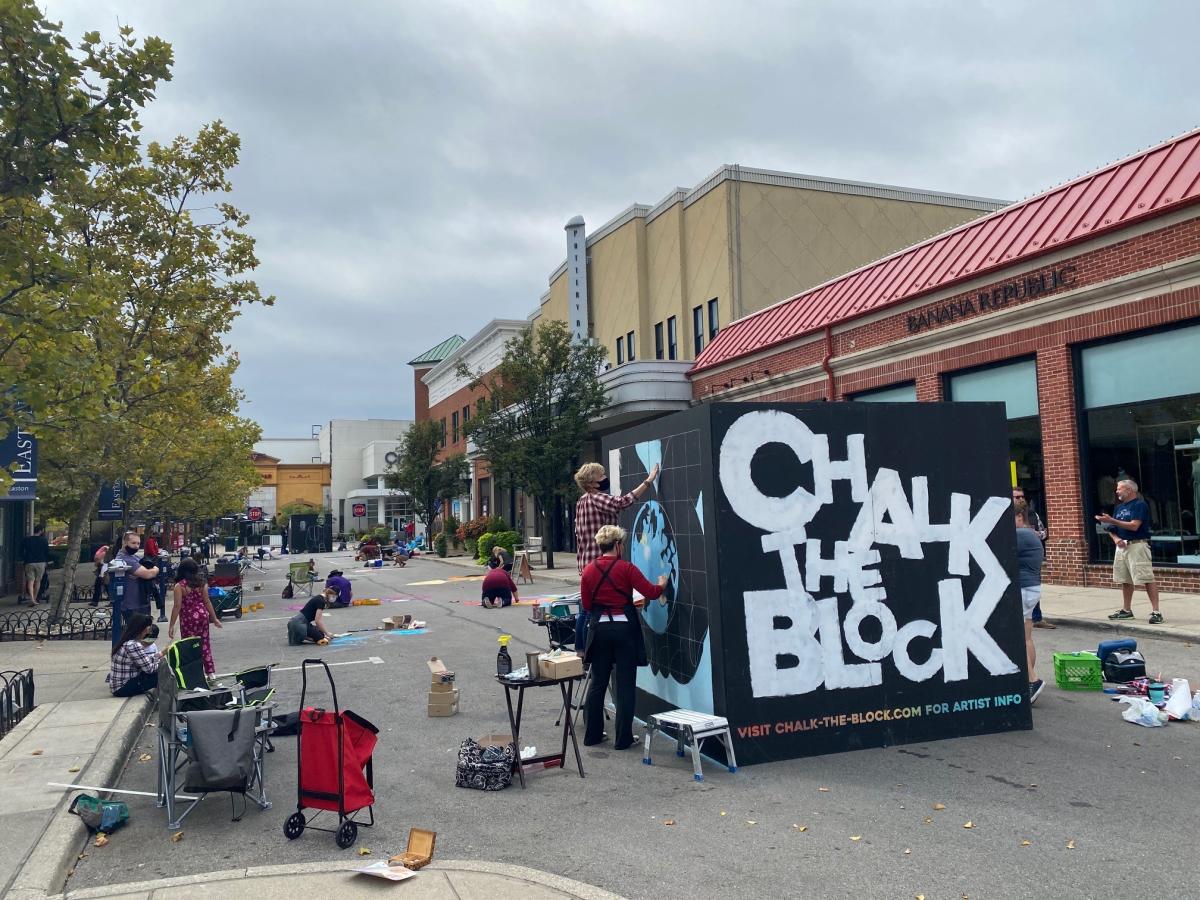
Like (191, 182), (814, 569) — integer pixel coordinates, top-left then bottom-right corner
(110, 612), (163, 697)
(481, 556), (519, 608)
(287, 590), (333, 645)
(324, 569), (353, 607)
(1015, 502), (1045, 705)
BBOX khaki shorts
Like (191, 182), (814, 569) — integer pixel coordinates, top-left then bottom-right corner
(24, 561), (46, 585)
(1113, 541), (1154, 586)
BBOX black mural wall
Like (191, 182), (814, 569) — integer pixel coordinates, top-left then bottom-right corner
(602, 401), (1032, 765)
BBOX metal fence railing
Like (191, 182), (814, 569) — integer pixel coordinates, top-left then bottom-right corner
(0, 608), (113, 642)
(0, 669), (35, 740)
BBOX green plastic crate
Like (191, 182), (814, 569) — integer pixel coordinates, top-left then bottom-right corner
(1052, 651), (1102, 691)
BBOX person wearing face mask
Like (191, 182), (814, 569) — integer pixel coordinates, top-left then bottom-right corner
(573, 461), (660, 652)
(112, 531), (160, 632)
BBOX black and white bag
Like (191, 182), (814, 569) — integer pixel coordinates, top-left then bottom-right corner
(455, 737), (514, 791)
(1103, 649), (1147, 683)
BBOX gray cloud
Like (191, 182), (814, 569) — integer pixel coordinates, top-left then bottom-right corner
(47, 0), (1199, 432)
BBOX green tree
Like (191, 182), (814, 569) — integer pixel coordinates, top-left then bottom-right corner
(385, 420), (468, 541)
(460, 320), (608, 569)
(274, 499), (323, 532)
(1, 4), (173, 472)
(37, 121), (271, 618)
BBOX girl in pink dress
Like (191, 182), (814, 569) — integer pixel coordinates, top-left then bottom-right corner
(168, 557), (222, 676)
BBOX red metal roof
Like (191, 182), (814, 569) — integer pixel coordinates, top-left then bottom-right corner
(691, 127), (1200, 374)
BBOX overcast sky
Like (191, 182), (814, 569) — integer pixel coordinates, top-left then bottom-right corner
(48, 1), (1200, 435)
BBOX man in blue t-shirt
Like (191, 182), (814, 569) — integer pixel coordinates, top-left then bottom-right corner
(1095, 479), (1162, 624)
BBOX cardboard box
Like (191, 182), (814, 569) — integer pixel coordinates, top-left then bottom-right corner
(538, 651), (583, 680)
(429, 679), (456, 694)
(427, 687), (459, 717)
(477, 733), (514, 750)
(427, 657), (455, 684)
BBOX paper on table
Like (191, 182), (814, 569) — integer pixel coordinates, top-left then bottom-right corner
(356, 861), (417, 882)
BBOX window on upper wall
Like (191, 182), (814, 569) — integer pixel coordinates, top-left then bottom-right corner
(440, 418), (447, 448)
(626, 330), (635, 361)
(708, 298), (719, 339)
(616, 336), (624, 365)
(452, 411), (459, 443)
(462, 404), (470, 423)
(667, 316), (677, 360)
(654, 322), (664, 360)
(693, 306), (704, 356)
(1078, 322), (1200, 569)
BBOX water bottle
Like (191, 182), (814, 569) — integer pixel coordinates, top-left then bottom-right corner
(178, 719), (189, 746)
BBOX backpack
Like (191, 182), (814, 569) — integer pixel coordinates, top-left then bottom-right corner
(455, 737), (514, 791)
(282, 580), (294, 600)
(1103, 649), (1147, 683)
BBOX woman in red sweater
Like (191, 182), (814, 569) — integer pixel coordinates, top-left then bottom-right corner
(580, 524), (667, 750)
(481, 557), (519, 608)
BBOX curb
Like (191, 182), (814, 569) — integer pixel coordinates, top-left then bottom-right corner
(7, 694), (154, 900)
(50, 859), (626, 900)
(1045, 616), (1200, 645)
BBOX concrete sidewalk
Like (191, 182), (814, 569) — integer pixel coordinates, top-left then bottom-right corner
(48, 860), (625, 899)
(1041, 583), (1199, 642)
(0, 642), (152, 900)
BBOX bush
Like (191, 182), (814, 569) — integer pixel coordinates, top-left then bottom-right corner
(477, 532), (496, 563)
(434, 532), (448, 557)
(486, 516), (508, 534)
(459, 516), (492, 542)
(444, 515), (460, 534)
(372, 525), (391, 542)
(493, 530), (520, 554)
(464, 537), (478, 556)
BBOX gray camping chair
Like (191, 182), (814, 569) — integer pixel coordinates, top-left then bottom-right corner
(155, 664), (276, 829)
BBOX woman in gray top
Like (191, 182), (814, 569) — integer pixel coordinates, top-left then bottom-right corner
(1015, 502), (1045, 705)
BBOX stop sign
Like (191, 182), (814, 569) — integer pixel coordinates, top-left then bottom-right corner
(352, 503), (367, 518)
(247, 506), (263, 522)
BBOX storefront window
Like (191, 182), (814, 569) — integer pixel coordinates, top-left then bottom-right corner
(947, 358), (1044, 517)
(1080, 323), (1200, 568)
(850, 383), (917, 402)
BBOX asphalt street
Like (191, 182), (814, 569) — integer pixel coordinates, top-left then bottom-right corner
(66, 552), (1199, 899)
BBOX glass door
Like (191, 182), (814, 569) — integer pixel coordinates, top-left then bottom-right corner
(1134, 418), (1200, 565)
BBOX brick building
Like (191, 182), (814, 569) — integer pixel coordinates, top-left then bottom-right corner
(411, 321), (528, 524)
(691, 127), (1200, 593)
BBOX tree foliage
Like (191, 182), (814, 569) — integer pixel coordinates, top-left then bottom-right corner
(385, 420), (468, 537)
(36, 119), (271, 617)
(1, 3), (173, 462)
(460, 320), (608, 569)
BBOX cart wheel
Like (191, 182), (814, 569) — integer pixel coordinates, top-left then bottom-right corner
(283, 811), (305, 840)
(335, 820), (357, 849)
(234, 606), (243, 619)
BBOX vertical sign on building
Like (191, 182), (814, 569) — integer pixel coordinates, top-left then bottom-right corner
(565, 215), (589, 343)
(1, 427), (36, 500)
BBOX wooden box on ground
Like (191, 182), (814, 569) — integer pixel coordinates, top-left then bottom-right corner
(389, 828), (436, 870)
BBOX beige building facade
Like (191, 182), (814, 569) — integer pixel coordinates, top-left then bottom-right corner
(531, 166), (1008, 368)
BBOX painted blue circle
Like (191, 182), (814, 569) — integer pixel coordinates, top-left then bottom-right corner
(631, 500), (678, 634)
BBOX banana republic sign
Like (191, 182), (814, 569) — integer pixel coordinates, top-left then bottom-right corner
(906, 266), (1077, 334)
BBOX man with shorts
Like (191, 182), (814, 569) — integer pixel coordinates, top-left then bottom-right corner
(21, 523), (51, 606)
(1015, 503), (1045, 705)
(1096, 479), (1162, 624)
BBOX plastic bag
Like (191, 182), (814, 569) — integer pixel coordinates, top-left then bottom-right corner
(1119, 696), (1167, 727)
(1163, 679), (1192, 720)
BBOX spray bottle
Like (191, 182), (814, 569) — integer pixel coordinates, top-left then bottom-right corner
(496, 633), (513, 676)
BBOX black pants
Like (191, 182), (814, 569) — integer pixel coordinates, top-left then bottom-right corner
(482, 588), (512, 608)
(91, 571), (105, 606)
(585, 621), (638, 749)
(113, 669), (158, 697)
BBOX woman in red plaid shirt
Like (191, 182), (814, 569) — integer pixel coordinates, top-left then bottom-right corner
(573, 461), (659, 574)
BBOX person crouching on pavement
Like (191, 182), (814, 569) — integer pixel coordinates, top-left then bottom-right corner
(287, 590), (333, 645)
(580, 525), (668, 750)
(324, 569), (353, 607)
(481, 556), (519, 608)
(1014, 502), (1045, 705)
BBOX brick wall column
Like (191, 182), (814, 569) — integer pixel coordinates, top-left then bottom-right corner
(915, 373), (943, 402)
(1035, 345), (1087, 584)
